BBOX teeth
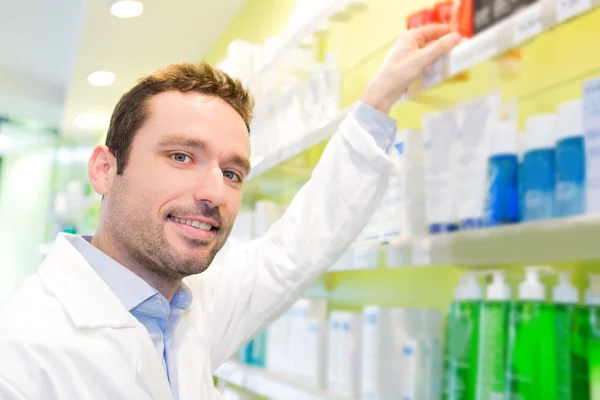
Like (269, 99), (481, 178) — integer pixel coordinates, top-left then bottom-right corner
(171, 217), (212, 231)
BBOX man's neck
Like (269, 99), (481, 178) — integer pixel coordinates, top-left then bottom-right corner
(90, 230), (181, 302)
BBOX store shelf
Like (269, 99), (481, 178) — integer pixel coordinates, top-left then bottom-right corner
(249, 1), (598, 181)
(248, 107), (351, 179)
(418, 0), (598, 91)
(215, 360), (351, 400)
(342, 214), (600, 269)
(256, 1), (349, 82)
(47, 195), (100, 224)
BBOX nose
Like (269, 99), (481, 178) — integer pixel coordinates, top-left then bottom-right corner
(192, 164), (226, 207)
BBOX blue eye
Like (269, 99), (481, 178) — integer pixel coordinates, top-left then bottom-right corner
(171, 153), (191, 163)
(223, 170), (241, 182)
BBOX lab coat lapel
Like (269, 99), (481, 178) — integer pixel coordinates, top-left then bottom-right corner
(172, 304), (210, 400)
(134, 319), (175, 400)
(38, 234), (174, 400)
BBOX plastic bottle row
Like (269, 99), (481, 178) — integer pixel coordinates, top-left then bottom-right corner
(446, 267), (598, 399)
(237, 266), (600, 400)
(358, 75), (600, 245)
(237, 300), (444, 399)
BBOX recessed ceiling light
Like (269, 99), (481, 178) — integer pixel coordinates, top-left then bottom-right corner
(88, 71), (115, 86)
(110, 0), (143, 18)
(75, 114), (99, 129)
(0, 134), (12, 150)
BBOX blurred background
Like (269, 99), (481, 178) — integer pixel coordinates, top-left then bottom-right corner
(2, 0), (600, 398)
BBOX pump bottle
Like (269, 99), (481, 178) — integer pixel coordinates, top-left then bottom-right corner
(507, 266), (556, 400)
(551, 271), (582, 399)
(475, 270), (511, 399)
(442, 273), (481, 400)
(582, 274), (600, 399)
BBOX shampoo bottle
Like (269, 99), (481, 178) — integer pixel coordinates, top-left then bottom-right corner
(476, 270), (511, 400)
(507, 266), (556, 400)
(485, 121), (520, 226)
(556, 99), (586, 217)
(552, 271), (579, 399)
(522, 115), (557, 222)
(442, 273), (482, 400)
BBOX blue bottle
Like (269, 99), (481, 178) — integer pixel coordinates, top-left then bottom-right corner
(485, 121), (520, 226)
(555, 99), (586, 217)
(250, 330), (267, 368)
(522, 114), (557, 222)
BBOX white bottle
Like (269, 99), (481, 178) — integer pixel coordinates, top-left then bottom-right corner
(382, 129), (426, 240)
(390, 308), (423, 400)
(337, 312), (362, 398)
(420, 309), (444, 400)
(327, 312), (343, 393)
(360, 306), (396, 399)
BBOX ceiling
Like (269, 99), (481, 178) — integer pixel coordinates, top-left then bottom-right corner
(0, 0), (247, 143)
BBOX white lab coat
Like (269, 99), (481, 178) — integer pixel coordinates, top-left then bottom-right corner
(0, 114), (393, 399)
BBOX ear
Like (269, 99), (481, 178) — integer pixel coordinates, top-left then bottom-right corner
(88, 145), (117, 196)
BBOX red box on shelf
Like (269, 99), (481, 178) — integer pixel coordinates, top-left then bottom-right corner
(434, 1), (455, 24)
(406, 8), (437, 29)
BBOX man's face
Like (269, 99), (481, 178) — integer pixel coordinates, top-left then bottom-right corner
(102, 91), (250, 279)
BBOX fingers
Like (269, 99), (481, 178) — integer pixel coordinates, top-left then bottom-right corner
(418, 32), (462, 66)
(412, 24), (452, 42)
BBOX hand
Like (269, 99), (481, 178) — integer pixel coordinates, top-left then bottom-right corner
(361, 25), (462, 114)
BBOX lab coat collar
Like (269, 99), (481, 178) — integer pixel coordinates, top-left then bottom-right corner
(38, 234), (175, 399)
(38, 233), (137, 330)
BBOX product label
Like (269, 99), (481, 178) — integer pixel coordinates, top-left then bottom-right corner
(556, 0), (592, 22)
(513, 3), (543, 46)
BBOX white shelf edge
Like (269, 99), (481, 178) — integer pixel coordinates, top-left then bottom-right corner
(332, 213), (600, 270)
(248, 107), (351, 180)
(215, 360), (353, 400)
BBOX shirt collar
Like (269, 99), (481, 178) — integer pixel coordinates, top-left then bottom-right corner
(72, 235), (192, 311)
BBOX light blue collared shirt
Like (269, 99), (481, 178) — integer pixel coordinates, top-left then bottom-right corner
(354, 100), (397, 150)
(68, 103), (394, 398)
(71, 236), (192, 400)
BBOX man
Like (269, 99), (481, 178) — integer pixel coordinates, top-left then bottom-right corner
(0, 25), (460, 399)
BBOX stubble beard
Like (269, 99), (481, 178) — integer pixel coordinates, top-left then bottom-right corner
(104, 178), (231, 280)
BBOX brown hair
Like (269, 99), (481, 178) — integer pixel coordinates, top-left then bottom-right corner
(105, 61), (254, 174)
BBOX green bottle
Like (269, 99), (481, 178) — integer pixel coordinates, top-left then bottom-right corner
(552, 271), (580, 400)
(476, 270), (511, 400)
(507, 266), (556, 400)
(586, 274), (600, 400)
(442, 273), (482, 400)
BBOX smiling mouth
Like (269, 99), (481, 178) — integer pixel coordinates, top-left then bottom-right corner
(167, 215), (217, 232)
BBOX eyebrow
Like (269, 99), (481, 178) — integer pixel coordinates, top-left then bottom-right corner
(229, 155), (252, 176)
(157, 133), (251, 175)
(156, 133), (206, 149)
